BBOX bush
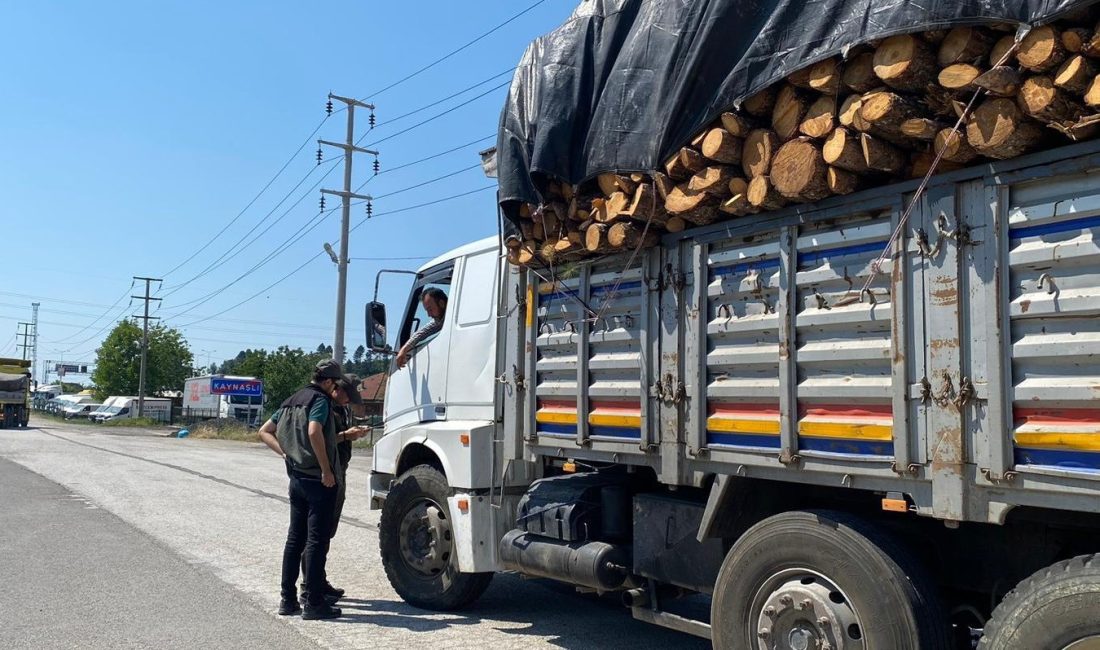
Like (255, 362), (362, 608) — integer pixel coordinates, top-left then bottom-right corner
(187, 419), (257, 442)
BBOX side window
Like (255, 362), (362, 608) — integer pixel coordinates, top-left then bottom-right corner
(399, 263), (453, 346)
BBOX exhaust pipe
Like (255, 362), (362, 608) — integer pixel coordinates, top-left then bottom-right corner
(498, 529), (630, 591)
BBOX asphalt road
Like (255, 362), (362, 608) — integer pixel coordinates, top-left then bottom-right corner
(0, 418), (708, 649)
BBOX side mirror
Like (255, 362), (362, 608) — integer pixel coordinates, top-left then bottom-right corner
(366, 301), (390, 353)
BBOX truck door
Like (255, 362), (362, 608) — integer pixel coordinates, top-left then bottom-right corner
(385, 262), (454, 428)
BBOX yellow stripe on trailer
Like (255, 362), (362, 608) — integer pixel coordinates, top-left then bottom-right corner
(798, 421), (893, 441)
(588, 414), (641, 428)
(535, 411), (578, 425)
(1014, 432), (1100, 452)
(706, 417), (781, 435)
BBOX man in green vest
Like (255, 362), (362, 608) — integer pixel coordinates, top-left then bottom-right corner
(257, 359), (344, 620)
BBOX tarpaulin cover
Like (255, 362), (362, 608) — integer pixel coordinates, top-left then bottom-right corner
(497, 0), (1095, 214)
(0, 373), (28, 392)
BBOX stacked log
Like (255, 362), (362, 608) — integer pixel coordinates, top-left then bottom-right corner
(509, 14), (1100, 267)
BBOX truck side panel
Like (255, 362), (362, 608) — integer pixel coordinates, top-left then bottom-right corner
(510, 140), (1100, 525)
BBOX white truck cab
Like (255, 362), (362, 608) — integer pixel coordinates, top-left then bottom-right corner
(366, 235), (532, 610)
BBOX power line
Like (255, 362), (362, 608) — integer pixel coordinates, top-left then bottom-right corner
(160, 159), (341, 299)
(354, 184), (496, 214)
(359, 0), (548, 100)
(49, 282), (134, 344)
(375, 68), (515, 128)
(162, 207), (339, 319)
(0, 290), (336, 333)
(175, 185), (499, 328)
(361, 80), (510, 149)
(161, 115), (333, 278)
(375, 134), (495, 176)
(372, 163), (482, 200)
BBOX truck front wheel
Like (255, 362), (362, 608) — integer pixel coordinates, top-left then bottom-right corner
(710, 510), (949, 650)
(979, 554), (1100, 650)
(379, 464), (492, 611)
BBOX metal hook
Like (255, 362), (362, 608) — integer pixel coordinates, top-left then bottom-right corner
(745, 269), (763, 293)
(813, 290), (831, 310)
(538, 322), (553, 336)
(717, 303), (733, 321)
(1037, 272), (1056, 295)
(860, 288), (877, 305)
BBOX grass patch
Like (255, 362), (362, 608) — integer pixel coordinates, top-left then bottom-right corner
(101, 417), (164, 428)
(186, 419), (258, 442)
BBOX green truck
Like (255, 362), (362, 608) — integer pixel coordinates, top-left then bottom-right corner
(0, 357), (31, 428)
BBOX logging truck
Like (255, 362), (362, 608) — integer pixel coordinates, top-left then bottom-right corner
(366, 136), (1100, 649)
(0, 357), (31, 429)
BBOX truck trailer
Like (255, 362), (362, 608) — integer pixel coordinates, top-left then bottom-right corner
(365, 1), (1100, 647)
(366, 137), (1100, 648)
(182, 375), (263, 423)
(0, 357), (31, 428)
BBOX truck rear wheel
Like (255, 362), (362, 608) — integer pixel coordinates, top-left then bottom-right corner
(979, 554), (1100, 650)
(18, 406), (28, 428)
(379, 464), (492, 610)
(710, 510), (949, 650)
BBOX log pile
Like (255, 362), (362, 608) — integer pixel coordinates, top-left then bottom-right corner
(508, 15), (1100, 267)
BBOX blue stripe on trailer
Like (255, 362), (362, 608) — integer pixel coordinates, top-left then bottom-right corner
(1015, 447), (1100, 472)
(706, 432), (783, 449)
(1009, 214), (1100, 240)
(798, 437), (894, 457)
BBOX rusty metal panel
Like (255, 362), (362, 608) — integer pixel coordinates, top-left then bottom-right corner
(703, 229), (783, 456)
(922, 184), (968, 522)
(1003, 170), (1100, 475)
(686, 242), (709, 457)
(793, 216), (898, 461)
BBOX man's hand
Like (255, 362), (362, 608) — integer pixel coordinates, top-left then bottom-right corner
(343, 427), (365, 442)
(396, 348), (410, 369)
(322, 470), (336, 488)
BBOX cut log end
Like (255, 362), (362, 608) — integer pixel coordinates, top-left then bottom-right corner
(701, 128), (743, 164)
(742, 128), (780, 178)
(771, 138), (831, 202)
(873, 34), (937, 91)
(966, 98), (1045, 159)
(1018, 25), (1065, 72)
(747, 175), (788, 211)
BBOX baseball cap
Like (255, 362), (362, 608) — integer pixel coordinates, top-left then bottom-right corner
(315, 359), (344, 380)
(339, 374), (364, 405)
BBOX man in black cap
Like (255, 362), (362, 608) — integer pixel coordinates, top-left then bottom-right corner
(300, 373), (368, 605)
(257, 358), (344, 620)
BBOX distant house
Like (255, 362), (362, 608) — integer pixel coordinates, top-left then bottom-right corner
(359, 372), (387, 421)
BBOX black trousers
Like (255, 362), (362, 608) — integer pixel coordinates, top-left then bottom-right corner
(280, 470), (336, 605)
(331, 458), (349, 538)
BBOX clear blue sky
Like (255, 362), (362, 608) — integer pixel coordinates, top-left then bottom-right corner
(0, 0), (574, 381)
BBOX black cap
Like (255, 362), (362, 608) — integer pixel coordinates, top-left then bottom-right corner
(339, 374), (363, 405)
(315, 358), (343, 380)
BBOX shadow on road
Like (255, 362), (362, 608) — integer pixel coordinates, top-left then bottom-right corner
(333, 576), (710, 649)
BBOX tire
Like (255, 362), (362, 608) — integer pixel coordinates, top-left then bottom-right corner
(379, 464), (493, 610)
(710, 510), (950, 650)
(979, 554), (1100, 650)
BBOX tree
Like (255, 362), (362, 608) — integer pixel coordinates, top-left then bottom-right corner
(353, 345), (365, 365)
(92, 321), (193, 401)
(262, 346), (327, 409)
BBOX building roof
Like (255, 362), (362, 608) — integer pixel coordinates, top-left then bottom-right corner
(359, 372), (387, 403)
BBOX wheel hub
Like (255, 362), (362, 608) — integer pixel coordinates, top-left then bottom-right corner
(1063, 637), (1100, 650)
(754, 570), (864, 650)
(397, 498), (453, 577)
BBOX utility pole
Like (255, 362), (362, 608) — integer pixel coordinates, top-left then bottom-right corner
(319, 93), (377, 364)
(16, 323), (32, 361)
(30, 302), (40, 384)
(132, 276), (162, 418)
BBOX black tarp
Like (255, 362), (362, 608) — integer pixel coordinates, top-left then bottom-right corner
(497, 0), (1096, 215)
(0, 373), (28, 393)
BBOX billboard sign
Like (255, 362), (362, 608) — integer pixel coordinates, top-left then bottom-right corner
(210, 378), (263, 397)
